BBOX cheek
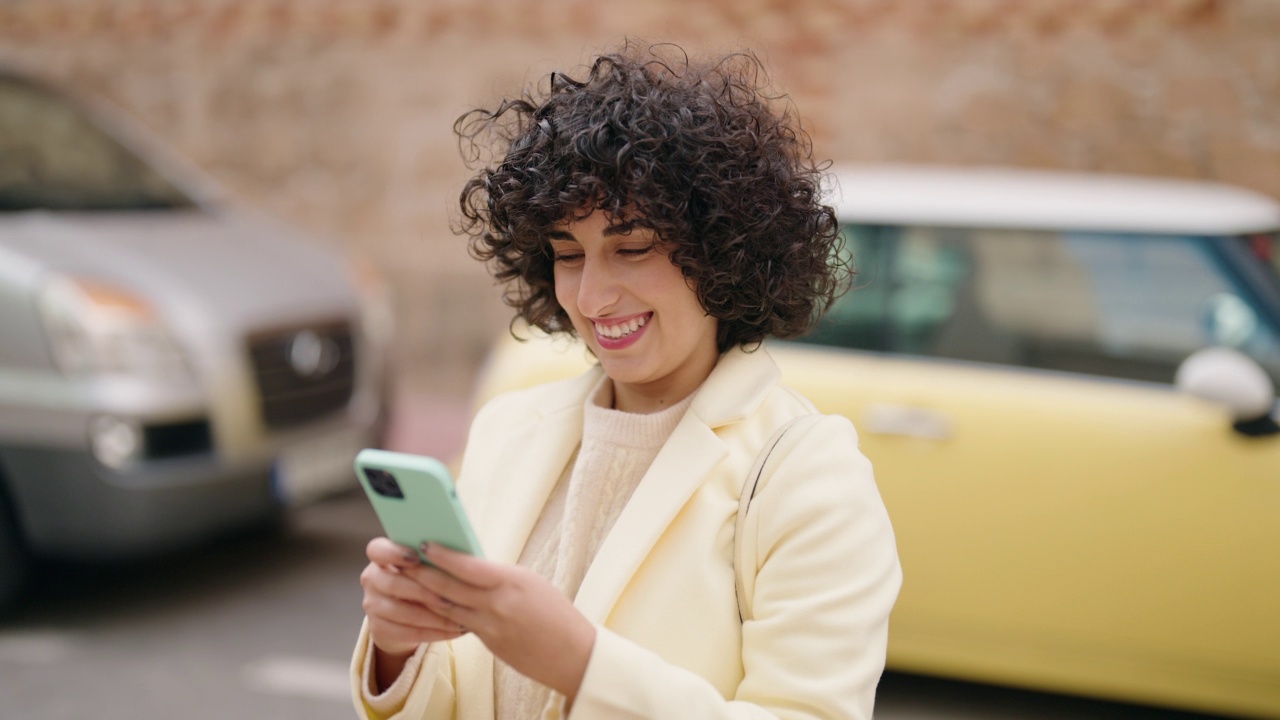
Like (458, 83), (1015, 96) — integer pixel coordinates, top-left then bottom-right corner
(675, 280), (717, 340)
(670, 276), (708, 321)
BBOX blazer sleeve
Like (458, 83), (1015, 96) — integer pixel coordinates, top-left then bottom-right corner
(568, 414), (903, 720)
(349, 618), (457, 720)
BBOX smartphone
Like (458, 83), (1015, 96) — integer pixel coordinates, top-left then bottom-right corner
(354, 448), (484, 562)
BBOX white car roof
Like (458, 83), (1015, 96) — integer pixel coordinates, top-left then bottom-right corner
(830, 164), (1280, 236)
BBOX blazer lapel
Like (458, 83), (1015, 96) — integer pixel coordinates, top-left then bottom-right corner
(572, 346), (782, 622)
(572, 413), (726, 622)
(451, 634), (493, 720)
(471, 370), (600, 565)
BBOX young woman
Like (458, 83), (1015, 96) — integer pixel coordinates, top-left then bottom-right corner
(352, 44), (902, 720)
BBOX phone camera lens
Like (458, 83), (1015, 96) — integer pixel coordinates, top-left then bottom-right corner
(366, 468), (404, 499)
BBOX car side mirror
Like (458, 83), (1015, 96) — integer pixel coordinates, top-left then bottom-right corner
(1175, 347), (1279, 437)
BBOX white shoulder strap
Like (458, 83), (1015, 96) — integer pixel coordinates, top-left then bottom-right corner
(735, 414), (823, 622)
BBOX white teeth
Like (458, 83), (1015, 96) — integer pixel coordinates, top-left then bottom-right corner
(596, 315), (648, 340)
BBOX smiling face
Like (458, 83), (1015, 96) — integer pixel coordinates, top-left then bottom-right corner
(550, 211), (720, 413)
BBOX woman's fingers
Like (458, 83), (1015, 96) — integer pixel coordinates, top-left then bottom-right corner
(387, 542), (495, 610)
(370, 545), (594, 698)
(420, 542), (501, 587)
(361, 562), (436, 607)
(365, 594), (466, 658)
(411, 582), (485, 636)
(360, 538), (476, 661)
(369, 614), (467, 651)
(365, 591), (461, 632)
(404, 560), (491, 611)
(361, 560), (468, 636)
(362, 565), (469, 653)
(366, 537), (420, 569)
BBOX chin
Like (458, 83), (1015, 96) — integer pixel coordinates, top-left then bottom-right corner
(598, 358), (651, 383)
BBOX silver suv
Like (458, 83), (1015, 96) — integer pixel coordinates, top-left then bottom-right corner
(0, 71), (393, 608)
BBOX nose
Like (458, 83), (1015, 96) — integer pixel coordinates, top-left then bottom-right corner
(575, 255), (620, 317)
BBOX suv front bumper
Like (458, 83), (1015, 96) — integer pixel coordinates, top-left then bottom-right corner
(0, 415), (378, 559)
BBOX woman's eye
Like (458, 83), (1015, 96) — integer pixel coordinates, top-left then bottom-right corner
(618, 245), (656, 258)
(554, 253), (584, 264)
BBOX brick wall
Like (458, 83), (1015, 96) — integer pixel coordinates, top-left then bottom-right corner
(2, 0), (1278, 387)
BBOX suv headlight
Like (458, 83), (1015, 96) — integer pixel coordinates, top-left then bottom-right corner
(38, 275), (192, 382)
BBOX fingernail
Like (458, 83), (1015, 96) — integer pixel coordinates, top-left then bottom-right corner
(402, 550), (418, 563)
(419, 542), (431, 556)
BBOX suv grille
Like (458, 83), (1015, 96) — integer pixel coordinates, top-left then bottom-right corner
(247, 321), (355, 428)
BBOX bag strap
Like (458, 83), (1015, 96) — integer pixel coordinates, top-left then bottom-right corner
(735, 414), (822, 622)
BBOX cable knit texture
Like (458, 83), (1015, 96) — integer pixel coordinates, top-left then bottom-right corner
(495, 376), (695, 720)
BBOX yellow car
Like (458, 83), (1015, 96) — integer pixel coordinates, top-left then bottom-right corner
(470, 165), (1280, 719)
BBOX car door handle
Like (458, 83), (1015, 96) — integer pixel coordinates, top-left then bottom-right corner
(862, 403), (953, 440)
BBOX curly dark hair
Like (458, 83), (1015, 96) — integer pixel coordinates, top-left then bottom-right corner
(455, 42), (850, 353)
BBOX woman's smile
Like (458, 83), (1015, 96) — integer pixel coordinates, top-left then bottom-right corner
(592, 312), (651, 349)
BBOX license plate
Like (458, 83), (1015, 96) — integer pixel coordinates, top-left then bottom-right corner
(272, 429), (366, 505)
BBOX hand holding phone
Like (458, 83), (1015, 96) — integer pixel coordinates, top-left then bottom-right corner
(354, 448), (484, 562)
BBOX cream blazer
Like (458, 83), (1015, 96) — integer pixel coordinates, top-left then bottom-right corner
(350, 345), (902, 720)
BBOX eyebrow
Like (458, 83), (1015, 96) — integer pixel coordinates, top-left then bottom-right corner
(546, 221), (650, 242)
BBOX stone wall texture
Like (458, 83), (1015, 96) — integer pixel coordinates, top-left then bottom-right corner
(2, 0), (1278, 386)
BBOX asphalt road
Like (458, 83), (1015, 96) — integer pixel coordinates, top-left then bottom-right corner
(0, 490), (1226, 720)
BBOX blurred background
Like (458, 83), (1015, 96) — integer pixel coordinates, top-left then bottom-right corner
(1, 1), (1278, 718)
(4, 0), (1277, 409)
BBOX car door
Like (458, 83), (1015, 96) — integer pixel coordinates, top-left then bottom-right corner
(776, 225), (1280, 716)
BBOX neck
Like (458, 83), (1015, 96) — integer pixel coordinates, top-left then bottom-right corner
(613, 388), (679, 414)
(612, 359), (719, 414)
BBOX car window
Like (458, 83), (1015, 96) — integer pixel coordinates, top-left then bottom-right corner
(0, 76), (193, 212)
(1243, 231), (1280, 286)
(803, 224), (1280, 387)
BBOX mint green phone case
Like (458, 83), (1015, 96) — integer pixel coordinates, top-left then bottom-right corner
(354, 448), (484, 561)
